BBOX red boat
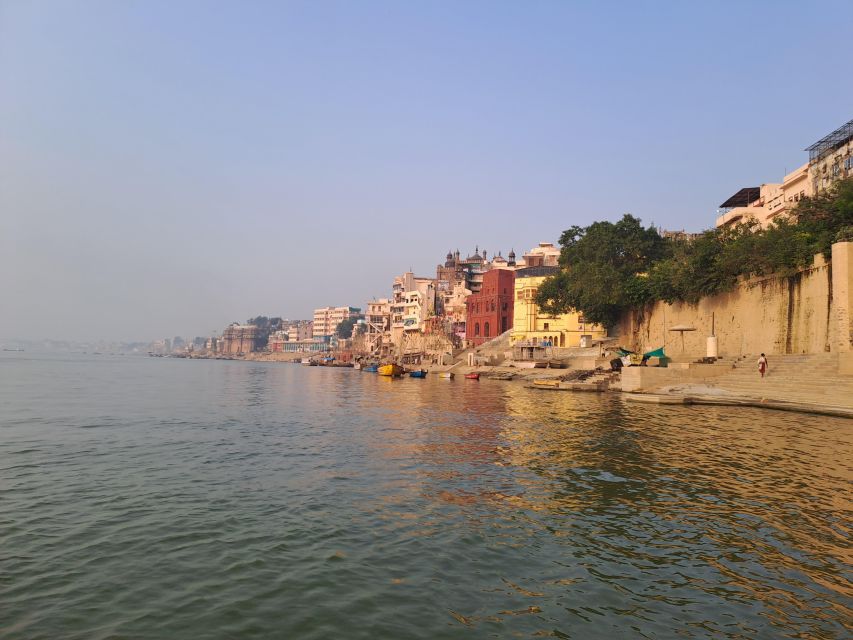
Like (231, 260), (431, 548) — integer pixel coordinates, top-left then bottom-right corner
(464, 372), (480, 380)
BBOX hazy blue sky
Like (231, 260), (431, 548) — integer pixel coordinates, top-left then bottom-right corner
(2, 1), (852, 341)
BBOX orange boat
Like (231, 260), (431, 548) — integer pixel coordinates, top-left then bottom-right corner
(464, 372), (480, 380)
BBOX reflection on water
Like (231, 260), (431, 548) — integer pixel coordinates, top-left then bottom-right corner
(0, 353), (851, 639)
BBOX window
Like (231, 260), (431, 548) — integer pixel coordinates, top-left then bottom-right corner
(543, 322), (549, 330)
(484, 322), (490, 337)
(846, 157), (853, 170)
(474, 323), (480, 336)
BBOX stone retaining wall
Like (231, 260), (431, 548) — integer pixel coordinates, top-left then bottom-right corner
(615, 241), (853, 358)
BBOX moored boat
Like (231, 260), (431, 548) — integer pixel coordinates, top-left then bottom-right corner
(378, 363), (405, 377)
(363, 364), (378, 372)
(353, 362), (362, 370)
(437, 372), (454, 379)
(533, 378), (561, 388)
(464, 372), (480, 380)
(409, 369), (427, 378)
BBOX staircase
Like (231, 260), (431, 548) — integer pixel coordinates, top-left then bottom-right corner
(707, 353), (853, 408)
(553, 368), (622, 391)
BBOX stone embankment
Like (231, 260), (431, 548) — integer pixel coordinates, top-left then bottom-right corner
(624, 353), (853, 418)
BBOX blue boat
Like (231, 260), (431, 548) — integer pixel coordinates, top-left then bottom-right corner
(409, 369), (427, 378)
(363, 365), (378, 373)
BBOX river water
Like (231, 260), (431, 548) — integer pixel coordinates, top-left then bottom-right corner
(1, 353), (851, 639)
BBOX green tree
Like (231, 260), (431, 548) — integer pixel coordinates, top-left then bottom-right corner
(536, 215), (667, 327)
(336, 317), (357, 339)
(537, 178), (853, 327)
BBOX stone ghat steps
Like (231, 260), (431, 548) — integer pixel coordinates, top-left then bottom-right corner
(706, 354), (853, 407)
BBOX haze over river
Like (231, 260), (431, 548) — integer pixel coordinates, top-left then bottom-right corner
(1, 353), (851, 639)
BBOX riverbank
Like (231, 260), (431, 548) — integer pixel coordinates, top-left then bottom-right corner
(623, 386), (853, 419)
(181, 350), (853, 418)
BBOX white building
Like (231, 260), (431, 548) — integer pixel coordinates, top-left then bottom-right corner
(313, 307), (360, 340)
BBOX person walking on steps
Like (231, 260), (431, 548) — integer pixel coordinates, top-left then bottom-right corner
(758, 353), (768, 379)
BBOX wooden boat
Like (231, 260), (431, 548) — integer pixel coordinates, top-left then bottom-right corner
(514, 361), (548, 369)
(437, 372), (454, 379)
(378, 363), (405, 377)
(363, 364), (378, 373)
(301, 357), (313, 365)
(353, 362), (362, 370)
(409, 369), (427, 378)
(533, 378), (561, 388)
(464, 372), (480, 380)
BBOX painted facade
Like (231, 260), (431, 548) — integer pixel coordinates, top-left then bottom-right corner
(510, 266), (607, 348)
(465, 268), (515, 346)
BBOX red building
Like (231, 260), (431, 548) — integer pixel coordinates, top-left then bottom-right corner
(465, 268), (515, 346)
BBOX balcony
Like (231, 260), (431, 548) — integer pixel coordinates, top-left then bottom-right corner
(715, 206), (758, 228)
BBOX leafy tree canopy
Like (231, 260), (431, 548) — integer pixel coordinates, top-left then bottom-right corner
(537, 215), (667, 327)
(336, 317), (358, 339)
(536, 179), (853, 328)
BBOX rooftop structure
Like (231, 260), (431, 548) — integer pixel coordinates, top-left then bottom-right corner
(719, 187), (761, 209)
(806, 119), (853, 163)
(716, 117), (852, 229)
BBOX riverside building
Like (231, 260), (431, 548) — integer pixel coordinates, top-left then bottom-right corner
(716, 118), (852, 229)
(465, 268), (515, 346)
(312, 307), (360, 341)
(510, 266), (606, 349)
(221, 323), (264, 354)
(390, 272), (436, 344)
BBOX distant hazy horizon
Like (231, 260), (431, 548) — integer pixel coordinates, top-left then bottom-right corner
(3, 1), (852, 342)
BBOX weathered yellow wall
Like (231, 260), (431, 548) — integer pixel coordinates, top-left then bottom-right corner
(615, 249), (849, 357)
(831, 242), (853, 368)
(512, 274), (607, 347)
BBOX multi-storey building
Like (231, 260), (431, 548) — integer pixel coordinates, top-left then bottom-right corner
(519, 243), (560, 268)
(807, 118), (853, 194)
(439, 280), (471, 341)
(465, 268), (515, 346)
(510, 266), (606, 348)
(390, 272), (436, 344)
(312, 307), (360, 340)
(437, 247), (519, 295)
(716, 118), (852, 229)
(287, 321), (313, 342)
(364, 298), (392, 357)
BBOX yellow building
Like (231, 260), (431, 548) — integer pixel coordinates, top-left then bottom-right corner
(510, 266), (607, 348)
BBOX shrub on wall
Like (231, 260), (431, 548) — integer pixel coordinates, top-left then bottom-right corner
(536, 178), (853, 328)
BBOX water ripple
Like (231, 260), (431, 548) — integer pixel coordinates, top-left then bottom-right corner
(0, 353), (850, 639)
